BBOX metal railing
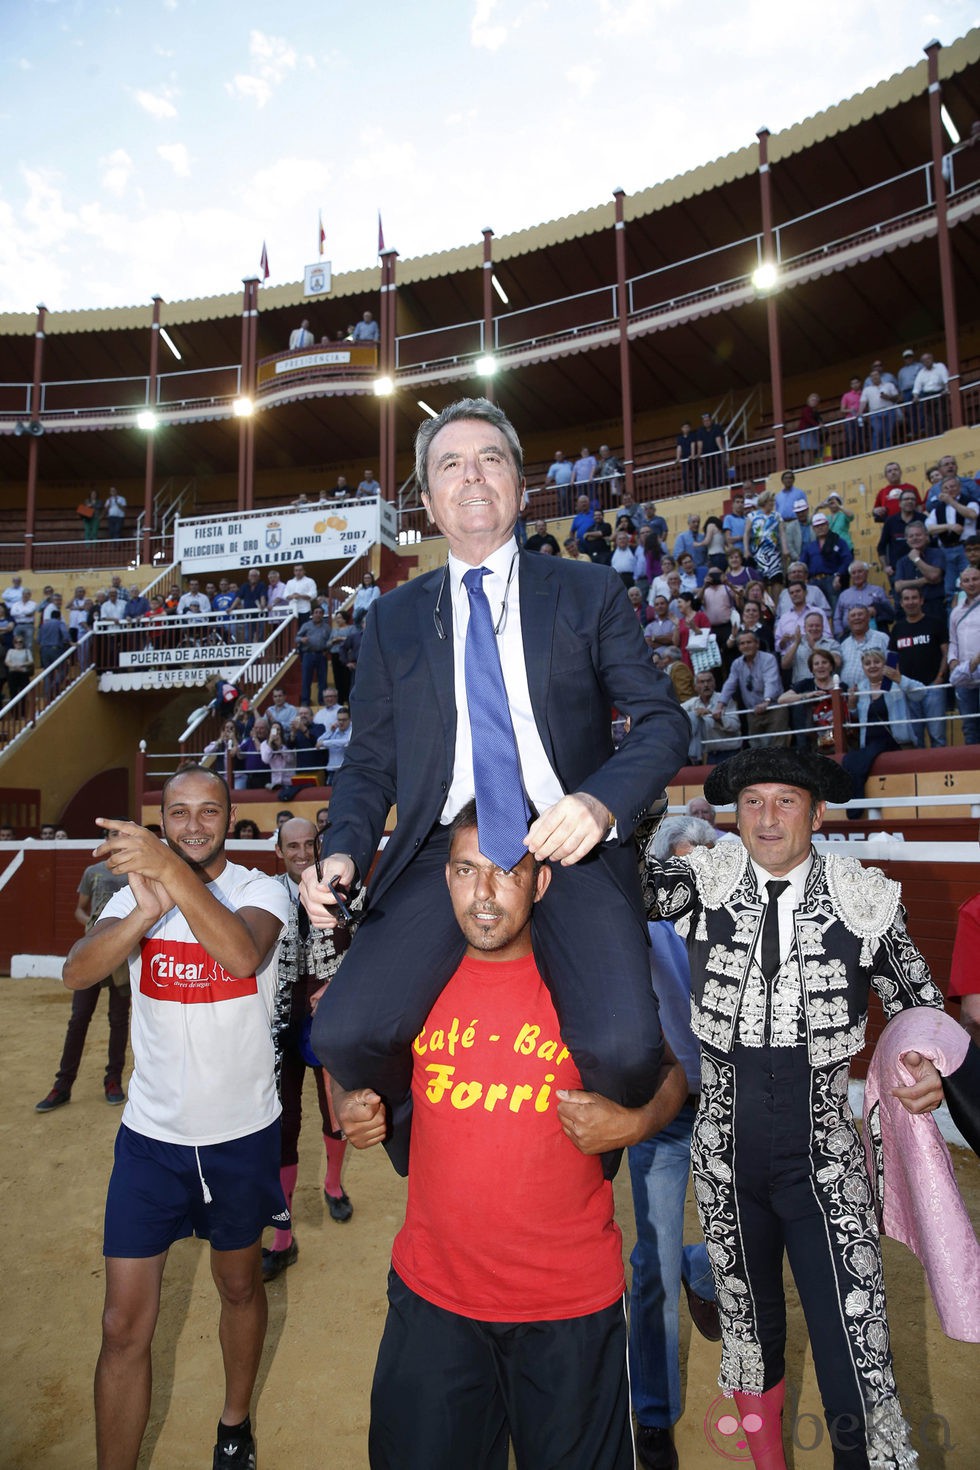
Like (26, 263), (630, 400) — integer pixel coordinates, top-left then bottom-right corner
(0, 636), (90, 751)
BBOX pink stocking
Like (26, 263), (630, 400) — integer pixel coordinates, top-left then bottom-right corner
(732, 1380), (787, 1470)
(271, 1163), (298, 1252)
(323, 1134), (347, 1197)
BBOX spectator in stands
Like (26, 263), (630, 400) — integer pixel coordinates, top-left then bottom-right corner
(597, 445), (625, 500)
(569, 494), (596, 546)
(797, 392), (825, 465)
(777, 646), (846, 750)
(296, 606), (331, 706)
(525, 520), (561, 556)
(780, 609), (842, 687)
(1, 575), (23, 613)
(544, 450), (575, 515)
(800, 513), (850, 604)
(626, 587), (650, 625)
(744, 489), (785, 588)
(700, 568), (737, 655)
(656, 644), (695, 702)
(258, 569), (285, 624)
(203, 720), (244, 783)
(676, 553), (700, 594)
(674, 514), (707, 571)
(776, 563), (831, 618)
(742, 580), (777, 631)
(723, 546), (751, 603)
(290, 707), (328, 781)
(774, 469), (802, 527)
(948, 565), (980, 745)
(176, 579), (211, 622)
(648, 557), (677, 605)
(934, 452), (979, 505)
(701, 515), (727, 571)
(832, 560), (895, 637)
(123, 585), (149, 620)
(97, 587), (126, 629)
(896, 348), (921, 431)
(872, 461), (921, 522)
(78, 491), (102, 541)
(912, 352), (950, 436)
(839, 604), (891, 687)
(859, 369), (898, 449)
(716, 630), (788, 747)
(289, 319), (315, 350)
(617, 490), (643, 530)
(38, 609), (70, 694)
(840, 375), (864, 457)
(230, 568), (267, 641)
(775, 581), (831, 653)
(267, 686), (299, 731)
(697, 411), (727, 488)
(318, 705), (352, 777)
(233, 819), (261, 839)
(357, 470), (381, 498)
(818, 491), (853, 549)
(925, 473), (979, 603)
(877, 489), (925, 582)
(893, 521), (946, 621)
(683, 670), (742, 764)
(610, 529), (643, 588)
(340, 616), (363, 690)
(571, 445), (598, 491)
(352, 572), (381, 627)
(237, 718), (269, 790)
(675, 591), (711, 670)
(580, 506), (613, 564)
(644, 596), (676, 654)
(5, 633), (33, 697)
(12, 588), (37, 652)
(283, 562), (317, 622)
(104, 489), (127, 540)
(351, 310), (380, 343)
(261, 721), (297, 795)
(674, 420), (698, 493)
(328, 610), (353, 702)
(722, 489), (748, 553)
(889, 586), (948, 748)
(843, 649), (927, 809)
(642, 503), (670, 541)
(0, 825), (15, 841)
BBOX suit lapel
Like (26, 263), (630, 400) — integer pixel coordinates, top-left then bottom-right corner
(418, 565), (457, 766)
(519, 551), (558, 770)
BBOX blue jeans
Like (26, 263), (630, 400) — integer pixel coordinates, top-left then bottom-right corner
(943, 543), (967, 603)
(914, 685), (947, 747)
(627, 1102), (714, 1429)
(955, 683), (980, 745)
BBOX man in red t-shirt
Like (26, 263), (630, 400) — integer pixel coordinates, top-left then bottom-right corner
(335, 800), (685, 1470)
(872, 460), (922, 522)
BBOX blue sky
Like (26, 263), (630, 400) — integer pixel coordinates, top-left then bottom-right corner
(1, 0), (976, 313)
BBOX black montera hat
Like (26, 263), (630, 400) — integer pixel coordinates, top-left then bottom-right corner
(703, 748), (851, 806)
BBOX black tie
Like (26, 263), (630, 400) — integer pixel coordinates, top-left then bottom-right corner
(760, 879), (790, 980)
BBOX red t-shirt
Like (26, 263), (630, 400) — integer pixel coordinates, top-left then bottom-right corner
(391, 952), (624, 1322)
(949, 893), (980, 998)
(873, 482), (921, 513)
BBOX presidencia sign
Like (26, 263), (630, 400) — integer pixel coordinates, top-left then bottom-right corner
(174, 498), (396, 574)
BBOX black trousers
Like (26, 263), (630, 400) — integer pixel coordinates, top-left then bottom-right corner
(312, 824), (663, 1175)
(369, 1269), (633, 1470)
(54, 981), (130, 1092)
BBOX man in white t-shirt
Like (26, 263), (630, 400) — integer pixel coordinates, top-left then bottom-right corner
(63, 767), (289, 1470)
(282, 561), (317, 619)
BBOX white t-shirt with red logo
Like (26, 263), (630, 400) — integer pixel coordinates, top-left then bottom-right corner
(102, 862), (290, 1146)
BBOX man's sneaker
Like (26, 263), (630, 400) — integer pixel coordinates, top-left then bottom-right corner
(105, 1081), (125, 1105)
(212, 1419), (255, 1469)
(261, 1239), (298, 1282)
(35, 1088), (70, 1113)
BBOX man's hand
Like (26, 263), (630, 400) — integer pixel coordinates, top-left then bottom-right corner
(299, 854), (357, 929)
(892, 1050), (944, 1114)
(556, 1090), (648, 1153)
(525, 792), (610, 866)
(94, 818), (174, 883)
(128, 871), (171, 927)
(332, 1085), (388, 1148)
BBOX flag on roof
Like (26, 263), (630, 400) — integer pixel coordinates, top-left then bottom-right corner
(259, 241), (270, 281)
(377, 211), (385, 256)
(318, 211), (325, 258)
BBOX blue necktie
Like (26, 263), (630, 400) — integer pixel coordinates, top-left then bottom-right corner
(462, 566), (532, 870)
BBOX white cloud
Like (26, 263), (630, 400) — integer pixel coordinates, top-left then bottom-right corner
(565, 64), (596, 94)
(133, 87), (177, 120)
(101, 148), (134, 197)
(243, 155), (333, 213)
(226, 30), (299, 106)
(18, 58), (32, 71)
(157, 143), (190, 177)
(471, 0), (508, 50)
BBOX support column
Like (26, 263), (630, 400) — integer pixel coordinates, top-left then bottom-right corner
(244, 278), (260, 509)
(757, 129), (785, 470)
(482, 227), (495, 406)
(381, 249), (398, 499)
(142, 296), (162, 565)
(925, 40), (962, 429)
(613, 190), (635, 500)
(23, 303), (46, 574)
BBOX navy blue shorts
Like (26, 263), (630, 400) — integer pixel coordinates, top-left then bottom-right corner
(103, 1120), (289, 1258)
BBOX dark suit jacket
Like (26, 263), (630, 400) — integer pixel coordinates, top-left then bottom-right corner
(325, 550), (690, 910)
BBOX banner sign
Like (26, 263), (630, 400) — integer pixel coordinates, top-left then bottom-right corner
(118, 644), (262, 668)
(175, 502), (379, 575)
(275, 349), (349, 375)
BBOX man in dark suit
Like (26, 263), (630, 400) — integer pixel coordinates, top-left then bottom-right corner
(304, 398), (690, 1171)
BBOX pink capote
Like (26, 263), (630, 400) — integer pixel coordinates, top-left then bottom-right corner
(863, 1008), (980, 1343)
